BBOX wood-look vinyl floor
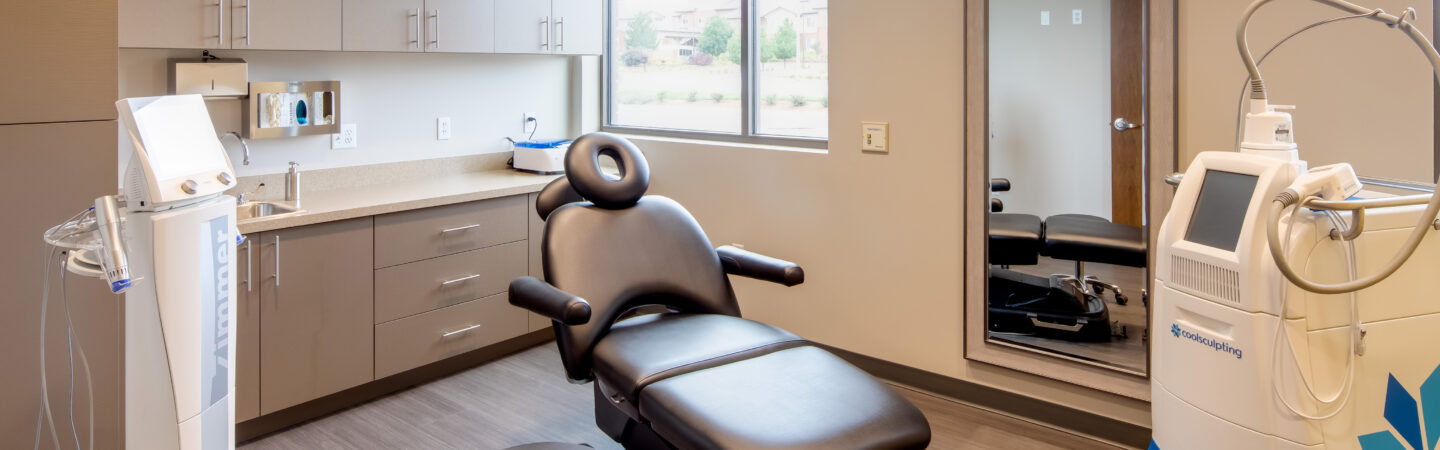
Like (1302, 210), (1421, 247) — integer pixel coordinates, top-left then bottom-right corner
(241, 345), (1122, 450)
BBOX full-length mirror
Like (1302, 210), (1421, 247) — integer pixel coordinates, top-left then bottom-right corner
(984, 0), (1149, 375)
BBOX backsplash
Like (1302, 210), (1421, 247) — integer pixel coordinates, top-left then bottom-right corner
(226, 152), (514, 202)
(117, 49), (574, 180)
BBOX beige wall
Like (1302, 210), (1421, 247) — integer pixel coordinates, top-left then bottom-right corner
(625, 0), (1152, 427)
(1180, 0), (1434, 180)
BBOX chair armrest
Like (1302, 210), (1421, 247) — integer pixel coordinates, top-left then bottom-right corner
(716, 245), (805, 287)
(509, 276), (592, 325)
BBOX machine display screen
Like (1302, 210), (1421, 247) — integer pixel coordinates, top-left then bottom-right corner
(1184, 170), (1259, 252)
(129, 96), (231, 181)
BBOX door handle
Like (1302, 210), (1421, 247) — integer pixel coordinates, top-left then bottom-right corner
(555, 16), (564, 51)
(237, 0), (251, 46)
(429, 10), (439, 49)
(541, 16), (550, 50)
(243, 239), (252, 292)
(1113, 117), (1141, 131)
(213, 0), (223, 41)
(271, 235), (280, 286)
(409, 9), (420, 48)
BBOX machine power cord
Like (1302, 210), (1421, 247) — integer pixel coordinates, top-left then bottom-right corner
(34, 241), (96, 450)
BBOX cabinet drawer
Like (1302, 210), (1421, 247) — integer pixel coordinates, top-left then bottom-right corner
(374, 196), (527, 268)
(374, 240), (527, 323)
(375, 293), (527, 378)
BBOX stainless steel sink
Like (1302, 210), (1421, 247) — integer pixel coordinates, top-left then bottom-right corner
(237, 201), (304, 221)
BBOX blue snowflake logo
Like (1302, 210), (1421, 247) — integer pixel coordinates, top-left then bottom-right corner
(1171, 323), (1181, 338)
(1359, 365), (1440, 450)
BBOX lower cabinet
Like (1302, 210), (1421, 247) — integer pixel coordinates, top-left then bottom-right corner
(258, 217), (376, 415)
(236, 233), (261, 422)
(375, 292), (527, 378)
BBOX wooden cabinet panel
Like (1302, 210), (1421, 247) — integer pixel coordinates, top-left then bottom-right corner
(374, 196), (527, 268)
(493, 0), (551, 54)
(526, 192), (550, 331)
(119, 0), (226, 49)
(374, 293), (527, 378)
(1, 0), (117, 124)
(374, 241), (526, 324)
(424, 0), (495, 53)
(236, 234), (260, 422)
(258, 218), (374, 414)
(231, 0), (342, 51)
(551, 0), (602, 55)
(343, 0), (426, 52)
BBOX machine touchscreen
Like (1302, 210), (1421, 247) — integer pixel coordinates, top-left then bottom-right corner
(1184, 170), (1259, 252)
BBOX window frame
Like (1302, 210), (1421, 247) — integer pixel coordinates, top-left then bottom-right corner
(601, 0), (829, 149)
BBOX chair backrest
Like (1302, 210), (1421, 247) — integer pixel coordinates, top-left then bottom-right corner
(539, 133), (740, 381)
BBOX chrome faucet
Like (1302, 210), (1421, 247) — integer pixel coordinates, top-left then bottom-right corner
(285, 162), (301, 207)
(222, 131), (251, 166)
(238, 183), (265, 204)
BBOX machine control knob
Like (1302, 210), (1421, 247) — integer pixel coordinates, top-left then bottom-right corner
(181, 179), (199, 194)
(217, 172), (235, 185)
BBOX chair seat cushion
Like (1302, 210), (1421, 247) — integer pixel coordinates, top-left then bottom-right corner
(638, 346), (932, 450)
(1042, 215), (1147, 267)
(592, 313), (806, 408)
(989, 213), (1043, 266)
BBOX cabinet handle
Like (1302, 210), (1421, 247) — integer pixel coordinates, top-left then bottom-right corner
(429, 10), (439, 49)
(214, 0), (223, 41)
(440, 224), (480, 234)
(409, 9), (420, 48)
(442, 324), (482, 337)
(271, 235), (280, 286)
(243, 239), (252, 292)
(242, 0), (251, 46)
(541, 16), (550, 50)
(556, 16), (564, 51)
(441, 274), (480, 286)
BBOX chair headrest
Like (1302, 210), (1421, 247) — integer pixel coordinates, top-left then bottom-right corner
(564, 132), (650, 209)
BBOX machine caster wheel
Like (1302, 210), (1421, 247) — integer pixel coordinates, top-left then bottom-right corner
(1115, 293), (1128, 306)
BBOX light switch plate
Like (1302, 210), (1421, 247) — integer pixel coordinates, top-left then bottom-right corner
(862, 122), (889, 153)
(1072, 9), (1083, 24)
(437, 117), (452, 140)
(332, 123), (357, 149)
(1041, 11), (1050, 26)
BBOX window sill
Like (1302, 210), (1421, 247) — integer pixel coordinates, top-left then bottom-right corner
(610, 132), (830, 155)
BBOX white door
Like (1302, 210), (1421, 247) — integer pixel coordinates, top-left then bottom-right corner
(424, 0), (495, 53)
(551, 0), (602, 55)
(120, 0), (228, 49)
(493, 0), (551, 54)
(343, 0), (426, 52)
(230, 0), (342, 51)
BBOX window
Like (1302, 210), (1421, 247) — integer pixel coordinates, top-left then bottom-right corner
(606, 0), (829, 145)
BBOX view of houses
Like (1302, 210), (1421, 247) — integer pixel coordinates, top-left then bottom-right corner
(609, 0), (830, 138)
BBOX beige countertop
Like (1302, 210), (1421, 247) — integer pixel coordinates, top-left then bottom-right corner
(237, 170), (559, 234)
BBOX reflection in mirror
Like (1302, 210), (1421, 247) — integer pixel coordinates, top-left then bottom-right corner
(985, 0), (1149, 375)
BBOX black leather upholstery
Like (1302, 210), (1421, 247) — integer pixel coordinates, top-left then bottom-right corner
(639, 346), (932, 450)
(989, 213), (1043, 266)
(536, 177), (586, 220)
(1043, 215), (1147, 268)
(564, 132), (650, 209)
(716, 245), (805, 286)
(592, 313), (805, 412)
(509, 276), (591, 325)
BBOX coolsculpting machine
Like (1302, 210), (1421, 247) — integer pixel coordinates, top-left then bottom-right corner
(1152, 1), (1440, 449)
(51, 95), (239, 449)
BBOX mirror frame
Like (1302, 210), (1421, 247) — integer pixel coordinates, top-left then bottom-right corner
(963, 0), (1177, 401)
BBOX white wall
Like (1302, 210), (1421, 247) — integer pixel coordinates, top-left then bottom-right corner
(1180, 0), (1434, 181)
(117, 49), (574, 179)
(989, 0), (1113, 220)
(627, 0), (1151, 427)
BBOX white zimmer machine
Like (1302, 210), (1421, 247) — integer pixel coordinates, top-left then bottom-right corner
(1152, 1), (1440, 449)
(42, 94), (239, 449)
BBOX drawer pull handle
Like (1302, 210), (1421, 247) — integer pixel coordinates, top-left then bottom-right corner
(440, 224), (481, 234)
(442, 324), (482, 337)
(441, 274), (480, 286)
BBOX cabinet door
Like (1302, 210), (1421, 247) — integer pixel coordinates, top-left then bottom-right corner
(424, 0), (495, 53)
(236, 234), (260, 422)
(231, 0), (342, 51)
(493, 0), (551, 54)
(120, 0), (227, 49)
(343, 0), (425, 52)
(551, 0), (602, 55)
(1, 0), (117, 124)
(258, 218), (374, 414)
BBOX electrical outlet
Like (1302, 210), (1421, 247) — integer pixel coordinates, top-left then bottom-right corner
(522, 113), (537, 136)
(437, 117), (452, 140)
(331, 123), (358, 149)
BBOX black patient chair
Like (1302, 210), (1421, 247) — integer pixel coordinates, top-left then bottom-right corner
(508, 132), (932, 450)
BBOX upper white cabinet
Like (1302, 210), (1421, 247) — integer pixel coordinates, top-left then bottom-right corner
(343, 0), (427, 52)
(494, 0), (601, 55)
(230, 0), (343, 51)
(424, 0), (497, 53)
(120, 0), (228, 49)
